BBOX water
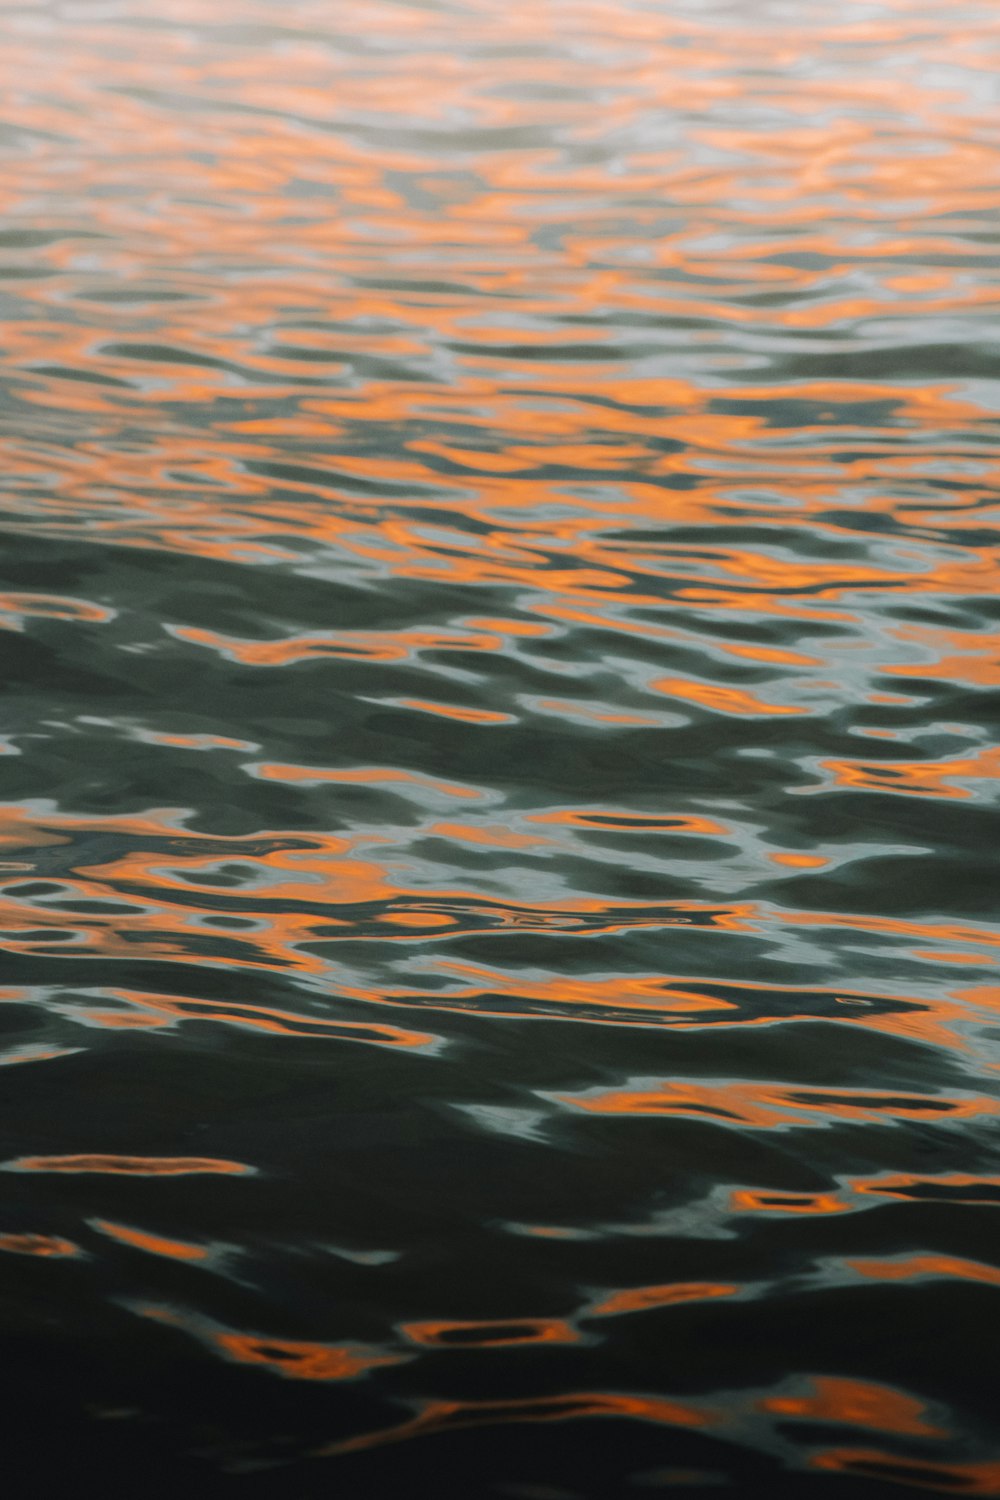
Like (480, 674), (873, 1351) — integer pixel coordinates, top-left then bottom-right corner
(0, 0), (998, 1493)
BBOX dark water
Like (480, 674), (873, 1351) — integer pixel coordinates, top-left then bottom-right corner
(0, 0), (999, 1493)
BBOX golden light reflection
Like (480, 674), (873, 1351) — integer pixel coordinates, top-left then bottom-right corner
(1, 1154), (255, 1176)
(849, 1254), (1000, 1289)
(70, 987), (438, 1053)
(819, 746), (1000, 801)
(92, 1219), (210, 1263)
(400, 1317), (579, 1348)
(730, 1189), (850, 1216)
(813, 1449), (1000, 1494)
(0, 1232), (80, 1257)
(0, 0), (997, 1477)
(215, 1333), (402, 1381)
(760, 1376), (944, 1438)
(849, 1171), (1000, 1206)
(586, 1282), (738, 1317)
(133, 1303), (405, 1381)
(553, 1079), (997, 1128)
(0, 0), (996, 674)
(316, 1388), (712, 1457)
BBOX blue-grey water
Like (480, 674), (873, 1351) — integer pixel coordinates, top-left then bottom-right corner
(0, 0), (998, 1494)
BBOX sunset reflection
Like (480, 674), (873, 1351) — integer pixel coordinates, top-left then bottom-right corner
(0, 0), (997, 1490)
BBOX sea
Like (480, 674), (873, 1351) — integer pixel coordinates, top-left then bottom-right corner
(0, 1), (998, 1495)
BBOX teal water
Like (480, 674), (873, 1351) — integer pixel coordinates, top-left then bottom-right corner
(0, 0), (998, 1494)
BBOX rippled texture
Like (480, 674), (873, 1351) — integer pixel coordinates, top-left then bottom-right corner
(0, 0), (998, 1493)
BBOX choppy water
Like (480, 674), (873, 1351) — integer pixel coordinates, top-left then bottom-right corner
(0, 0), (998, 1493)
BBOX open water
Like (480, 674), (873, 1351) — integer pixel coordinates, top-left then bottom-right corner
(0, 0), (998, 1494)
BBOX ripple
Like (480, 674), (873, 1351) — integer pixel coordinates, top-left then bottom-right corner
(0, 0), (997, 1491)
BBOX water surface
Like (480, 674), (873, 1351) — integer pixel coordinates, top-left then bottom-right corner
(0, 0), (999, 1494)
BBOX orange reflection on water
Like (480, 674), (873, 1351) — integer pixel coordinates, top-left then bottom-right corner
(761, 1377), (944, 1438)
(849, 1172), (1000, 1206)
(731, 1188), (849, 1215)
(1, 1154), (255, 1176)
(381, 911), (456, 929)
(92, 1219), (209, 1263)
(912, 950), (991, 966)
(252, 761), (483, 801)
(427, 821), (548, 850)
(819, 746), (1000, 801)
(74, 987), (438, 1053)
(216, 1332), (402, 1381)
(135, 730), (257, 753)
(0, 593), (115, 630)
(504, 1224), (591, 1241)
(0, 1232), (79, 1257)
(526, 808), (728, 837)
(0, 0), (997, 1482)
(849, 1254), (1000, 1289)
(554, 1079), (997, 1128)
(0, 1043), (80, 1068)
(364, 962), (996, 1061)
(586, 1282), (737, 1317)
(813, 1449), (1000, 1494)
(316, 1388), (711, 1457)
(171, 622), (512, 669)
(414, 965), (739, 1023)
(400, 1316), (579, 1348)
(392, 699), (515, 726)
(651, 678), (806, 718)
(134, 1303), (403, 1381)
(883, 626), (1000, 689)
